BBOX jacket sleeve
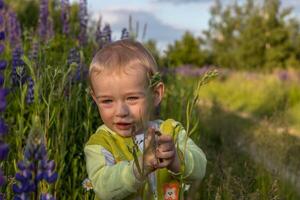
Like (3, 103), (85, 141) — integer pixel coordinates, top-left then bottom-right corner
(176, 125), (207, 182)
(84, 145), (143, 200)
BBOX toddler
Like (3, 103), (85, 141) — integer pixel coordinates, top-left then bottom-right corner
(84, 39), (207, 200)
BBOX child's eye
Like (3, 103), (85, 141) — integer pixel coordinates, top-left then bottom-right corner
(101, 99), (113, 104)
(127, 96), (139, 101)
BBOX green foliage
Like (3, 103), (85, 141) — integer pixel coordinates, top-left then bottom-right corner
(17, 0), (39, 31)
(163, 32), (209, 67)
(198, 69), (300, 130)
(202, 0), (300, 69)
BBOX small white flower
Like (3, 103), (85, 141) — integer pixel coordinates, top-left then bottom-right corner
(82, 178), (93, 191)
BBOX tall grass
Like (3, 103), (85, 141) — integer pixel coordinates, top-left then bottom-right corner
(161, 75), (300, 199)
(198, 71), (300, 129)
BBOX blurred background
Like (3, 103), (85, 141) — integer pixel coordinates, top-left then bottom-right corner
(1, 0), (300, 199)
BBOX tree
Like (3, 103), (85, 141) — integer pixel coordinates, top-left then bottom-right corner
(262, 0), (294, 69)
(204, 0), (299, 70)
(163, 31), (208, 67)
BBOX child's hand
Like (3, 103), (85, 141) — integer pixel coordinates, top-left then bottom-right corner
(155, 134), (181, 173)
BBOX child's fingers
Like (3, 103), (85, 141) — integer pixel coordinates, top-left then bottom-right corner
(156, 158), (172, 168)
(157, 135), (174, 151)
(157, 143), (173, 152)
(157, 135), (173, 144)
(156, 149), (175, 159)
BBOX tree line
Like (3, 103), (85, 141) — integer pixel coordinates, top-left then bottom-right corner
(147, 0), (300, 70)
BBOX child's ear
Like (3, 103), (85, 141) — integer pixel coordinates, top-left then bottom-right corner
(153, 82), (164, 107)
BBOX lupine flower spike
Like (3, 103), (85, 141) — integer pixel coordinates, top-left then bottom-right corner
(26, 77), (34, 105)
(0, 1), (9, 198)
(8, 10), (22, 49)
(102, 24), (112, 43)
(47, 17), (54, 41)
(38, 0), (49, 41)
(61, 0), (70, 35)
(67, 47), (87, 84)
(29, 40), (39, 66)
(78, 0), (88, 46)
(96, 23), (112, 48)
(95, 16), (102, 46)
(11, 47), (27, 87)
(13, 116), (57, 199)
(121, 28), (129, 40)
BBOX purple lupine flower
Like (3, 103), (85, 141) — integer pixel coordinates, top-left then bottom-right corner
(175, 65), (211, 77)
(13, 116), (57, 199)
(78, 0), (88, 46)
(0, 118), (8, 137)
(0, 141), (8, 160)
(13, 161), (35, 199)
(67, 48), (87, 83)
(0, 14), (3, 26)
(96, 23), (112, 48)
(95, 17), (103, 45)
(277, 70), (289, 82)
(0, 88), (8, 112)
(0, 2), (9, 194)
(47, 17), (54, 41)
(102, 24), (112, 43)
(121, 28), (129, 40)
(61, 0), (70, 35)
(36, 159), (58, 183)
(8, 11), (22, 49)
(29, 40), (39, 65)
(26, 77), (34, 104)
(0, 32), (4, 41)
(0, 75), (3, 86)
(74, 63), (88, 82)
(67, 47), (80, 66)
(0, 169), (5, 186)
(38, 0), (49, 41)
(40, 193), (55, 200)
(11, 47), (27, 87)
(0, 0), (3, 9)
(0, 44), (4, 53)
(0, 60), (6, 70)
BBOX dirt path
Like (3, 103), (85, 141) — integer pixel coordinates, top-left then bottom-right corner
(198, 101), (300, 195)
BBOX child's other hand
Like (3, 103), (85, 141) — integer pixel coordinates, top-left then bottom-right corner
(156, 134), (180, 173)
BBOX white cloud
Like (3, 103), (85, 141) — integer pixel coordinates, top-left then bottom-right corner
(90, 8), (185, 51)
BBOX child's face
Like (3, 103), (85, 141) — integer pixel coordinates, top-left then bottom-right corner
(91, 67), (163, 137)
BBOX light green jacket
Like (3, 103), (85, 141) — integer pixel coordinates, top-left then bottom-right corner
(84, 119), (206, 200)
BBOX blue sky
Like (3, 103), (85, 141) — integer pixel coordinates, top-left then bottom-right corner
(72, 0), (300, 51)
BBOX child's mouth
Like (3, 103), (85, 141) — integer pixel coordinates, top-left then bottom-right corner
(115, 123), (132, 130)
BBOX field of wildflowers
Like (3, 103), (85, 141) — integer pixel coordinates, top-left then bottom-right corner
(0, 0), (300, 199)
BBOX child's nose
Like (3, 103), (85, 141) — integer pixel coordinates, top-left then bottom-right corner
(115, 102), (129, 117)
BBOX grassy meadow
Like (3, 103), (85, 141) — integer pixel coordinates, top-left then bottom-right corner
(162, 72), (300, 200)
(0, 0), (300, 199)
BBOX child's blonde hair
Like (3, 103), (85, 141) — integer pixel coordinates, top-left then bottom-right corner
(89, 39), (158, 90)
